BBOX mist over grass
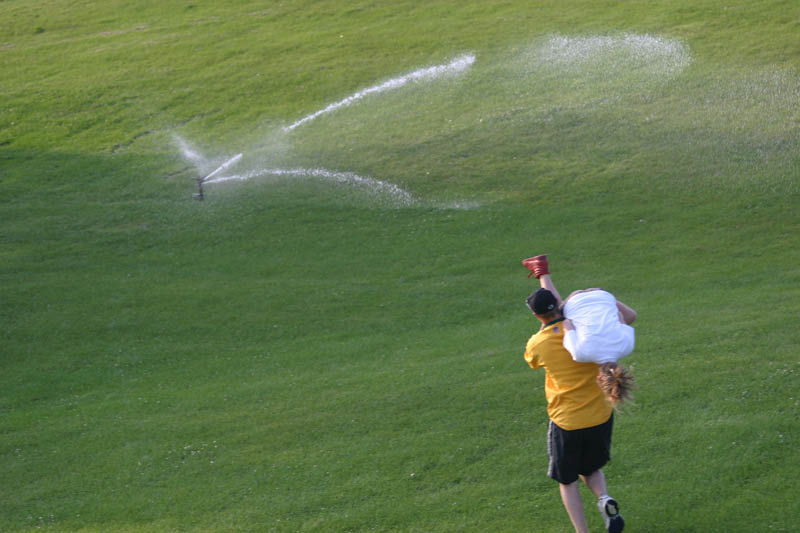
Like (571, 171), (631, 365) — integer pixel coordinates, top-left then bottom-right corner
(282, 33), (798, 201)
(2, 1), (799, 531)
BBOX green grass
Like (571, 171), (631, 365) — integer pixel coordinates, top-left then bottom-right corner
(2, 0), (800, 531)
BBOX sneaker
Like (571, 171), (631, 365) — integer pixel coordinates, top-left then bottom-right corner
(522, 254), (549, 279)
(598, 496), (625, 533)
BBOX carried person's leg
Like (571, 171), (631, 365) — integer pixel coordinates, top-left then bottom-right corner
(522, 255), (564, 304)
(538, 273), (564, 308)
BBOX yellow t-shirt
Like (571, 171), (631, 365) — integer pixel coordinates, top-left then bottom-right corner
(524, 318), (612, 430)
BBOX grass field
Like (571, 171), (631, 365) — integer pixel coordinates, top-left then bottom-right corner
(2, 1), (799, 531)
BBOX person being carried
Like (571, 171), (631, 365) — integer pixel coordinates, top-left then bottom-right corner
(523, 254), (636, 406)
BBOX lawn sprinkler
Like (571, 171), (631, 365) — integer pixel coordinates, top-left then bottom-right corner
(193, 153), (243, 200)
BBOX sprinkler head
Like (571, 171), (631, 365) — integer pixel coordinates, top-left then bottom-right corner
(194, 178), (205, 200)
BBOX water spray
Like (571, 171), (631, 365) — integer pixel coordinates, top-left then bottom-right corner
(178, 53), (478, 204)
(193, 153), (243, 200)
(284, 53), (476, 132)
(204, 166), (417, 206)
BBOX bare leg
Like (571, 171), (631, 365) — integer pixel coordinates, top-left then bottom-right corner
(559, 481), (590, 533)
(538, 273), (564, 308)
(582, 469), (624, 531)
(580, 469), (608, 500)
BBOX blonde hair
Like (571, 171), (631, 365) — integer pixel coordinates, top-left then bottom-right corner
(597, 363), (635, 406)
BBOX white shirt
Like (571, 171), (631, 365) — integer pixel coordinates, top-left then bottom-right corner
(562, 290), (634, 364)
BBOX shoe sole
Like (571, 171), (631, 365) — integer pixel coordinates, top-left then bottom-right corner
(605, 499), (619, 516)
(604, 499), (624, 533)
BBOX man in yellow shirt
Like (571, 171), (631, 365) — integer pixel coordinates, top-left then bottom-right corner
(523, 256), (625, 533)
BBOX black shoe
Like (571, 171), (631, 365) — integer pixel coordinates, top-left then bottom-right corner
(598, 496), (624, 533)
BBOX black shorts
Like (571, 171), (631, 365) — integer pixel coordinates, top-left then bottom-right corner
(547, 414), (613, 484)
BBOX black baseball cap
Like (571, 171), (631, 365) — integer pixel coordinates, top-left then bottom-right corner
(528, 288), (558, 315)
